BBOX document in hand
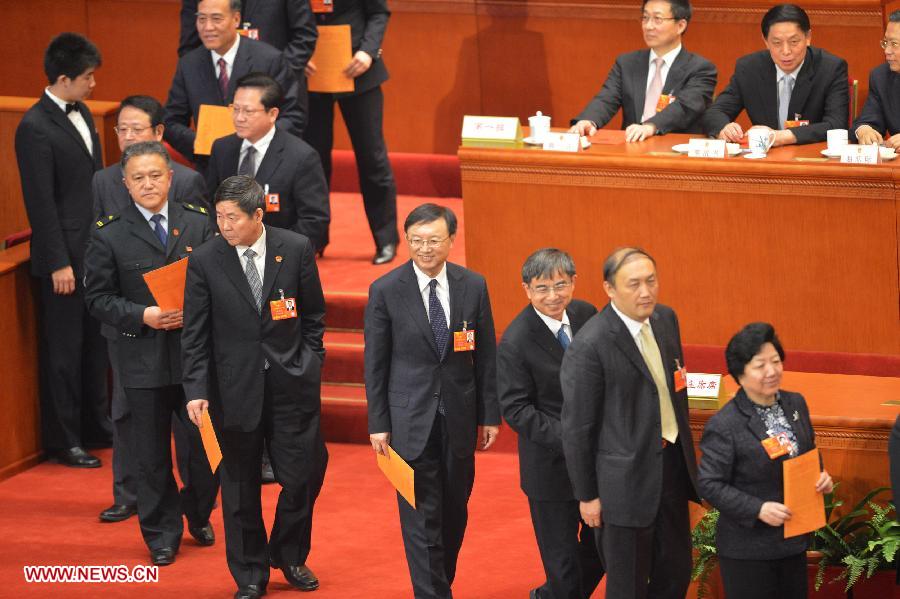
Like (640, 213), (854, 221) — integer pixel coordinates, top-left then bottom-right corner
(376, 445), (416, 509)
(199, 410), (222, 473)
(308, 25), (354, 93)
(142, 257), (188, 312)
(194, 104), (236, 155)
(783, 448), (826, 538)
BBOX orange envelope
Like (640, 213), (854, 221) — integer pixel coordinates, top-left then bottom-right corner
(199, 410), (222, 473)
(307, 25), (354, 93)
(194, 104), (235, 155)
(376, 445), (415, 509)
(142, 257), (188, 312)
(783, 448), (826, 538)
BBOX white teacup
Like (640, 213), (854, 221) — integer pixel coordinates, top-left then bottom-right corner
(528, 111), (551, 143)
(827, 129), (849, 153)
(747, 127), (776, 156)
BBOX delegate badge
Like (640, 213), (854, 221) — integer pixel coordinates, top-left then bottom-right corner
(453, 321), (475, 352)
(270, 289), (298, 320)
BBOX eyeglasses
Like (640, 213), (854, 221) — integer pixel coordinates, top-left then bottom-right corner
(641, 15), (677, 26)
(881, 39), (900, 49)
(114, 125), (152, 136)
(530, 281), (572, 296)
(229, 105), (266, 117)
(407, 236), (448, 249)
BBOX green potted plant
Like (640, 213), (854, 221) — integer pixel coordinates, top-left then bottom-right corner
(691, 508), (720, 599)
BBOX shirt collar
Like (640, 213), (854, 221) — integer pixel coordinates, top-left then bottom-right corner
(776, 61), (804, 82)
(412, 261), (448, 293)
(212, 34), (241, 68)
(649, 44), (682, 69)
(44, 88), (74, 113)
(133, 200), (170, 224)
(533, 306), (570, 335)
(236, 223), (266, 256)
(241, 125), (276, 156)
(609, 300), (649, 339)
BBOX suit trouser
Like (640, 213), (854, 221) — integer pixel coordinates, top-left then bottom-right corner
(398, 412), (475, 599)
(218, 375), (328, 589)
(595, 440), (692, 599)
(528, 498), (605, 599)
(37, 278), (110, 451)
(718, 553), (807, 599)
(304, 86), (399, 249)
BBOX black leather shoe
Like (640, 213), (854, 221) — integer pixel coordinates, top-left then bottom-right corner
(234, 584), (266, 599)
(372, 243), (396, 265)
(188, 522), (215, 546)
(150, 547), (176, 566)
(261, 460), (275, 485)
(282, 564), (319, 591)
(56, 447), (101, 468)
(99, 504), (136, 522)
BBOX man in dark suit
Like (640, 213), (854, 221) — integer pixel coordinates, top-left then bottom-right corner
(854, 11), (900, 147)
(164, 0), (304, 165)
(560, 247), (700, 599)
(14, 32), (110, 468)
(304, 0), (399, 265)
(207, 73), (329, 252)
(498, 248), (603, 599)
(569, 0), (716, 142)
(93, 95), (214, 525)
(365, 203), (499, 599)
(702, 3), (848, 146)
(182, 175), (328, 599)
(85, 141), (216, 566)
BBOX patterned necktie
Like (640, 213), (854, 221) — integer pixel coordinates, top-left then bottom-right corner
(778, 75), (794, 130)
(238, 146), (256, 177)
(642, 57), (665, 122)
(557, 326), (570, 350)
(150, 214), (167, 248)
(638, 323), (679, 443)
(243, 248), (262, 313)
(217, 57), (229, 100)
(428, 279), (449, 358)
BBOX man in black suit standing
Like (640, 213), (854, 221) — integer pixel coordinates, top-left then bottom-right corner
(854, 11), (900, 147)
(93, 95), (214, 525)
(164, 0), (304, 165)
(561, 247), (700, 599)
(498, 248), (603, 599)
(207, 73), (329, 252)
(305, 0), (399, 265)
(702, 3), (848, 146)
(569, 0), (716, 142)
(85, 141), (216, 566)
(365, 203), (499, 599)
(14, 32), (110, 468)
(182, 175), (328, 599)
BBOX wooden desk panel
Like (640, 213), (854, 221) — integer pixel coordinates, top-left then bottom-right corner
(459, 134), (900, 355)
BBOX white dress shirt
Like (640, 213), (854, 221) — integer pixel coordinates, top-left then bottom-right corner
(610, 300), (653, 352)
(212, 35), (241, 80)
(239, 125), (276, 178)
(44, 88), (93, 156)
(235, 225), (267, 281)
(645, 44), (682, 95)
(134, 201), (170, 236)
(412, 261), (450, 329)
(533, 306), (571, 342)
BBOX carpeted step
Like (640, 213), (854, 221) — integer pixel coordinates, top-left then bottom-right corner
(320, 383), (369, 445)
(323, 330), (364, 385)
(332, 150), (461, 198)
(323, 291), (367, 331)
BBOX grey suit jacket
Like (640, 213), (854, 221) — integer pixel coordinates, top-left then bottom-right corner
(92, 161), (208, 220)
(572, 48), (717, 134)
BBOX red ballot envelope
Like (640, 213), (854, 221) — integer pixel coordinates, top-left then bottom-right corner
(783, 448), (826, 538)
(377, 445), (415, 509)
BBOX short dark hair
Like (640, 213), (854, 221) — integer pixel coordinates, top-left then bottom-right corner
(403, 203), (458, 236)
(120, 141), (172, 170)
(521, 248), (576, 284)
(602, 247), (656, 286)
(725, 322), (786, 382)
(761, 4), (811, 38)
(215, 175), (264, 215)
(199, 0), (242, 11)
(44, 33), (102, 85)
(889, 10), (900, 23)
(642, 0), (692, 23)
(118, 95), (164, 128)
(234, 72), (283, 111)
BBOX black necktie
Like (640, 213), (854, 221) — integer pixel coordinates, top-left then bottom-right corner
(65, 103), (77, 114)
(428, 279), (449, 358)
(238, 146), (257, 177)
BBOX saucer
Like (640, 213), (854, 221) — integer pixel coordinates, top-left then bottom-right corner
(523, 136), (544, 145)
(743, 153), (767, 159)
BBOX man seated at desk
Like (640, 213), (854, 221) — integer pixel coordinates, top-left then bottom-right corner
(702, 3), (848, 147)
(853, 11), (900, 148)
(569, 0), (716, 143)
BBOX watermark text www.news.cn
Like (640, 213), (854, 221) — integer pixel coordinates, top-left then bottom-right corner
(23, 565), (159, 583)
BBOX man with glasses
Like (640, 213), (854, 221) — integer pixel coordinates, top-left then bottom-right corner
(569, 0), (716, 142)
(497, 248), (603, 599)
(853, 11), (900, 147)
(702, 3), (848, 146)
(365, 203), (499, 599)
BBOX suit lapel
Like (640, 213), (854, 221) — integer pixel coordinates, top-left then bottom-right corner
(254, 130), (284, 184)
(650, 311), (676, 396)
(780, 394), (812, 451)
(216, 237), (258, 312)
(397, 262), (441, 359)
(228, 40), (253, 100)
(123, 203), (167, 253)
(201, 51), (222, 103)
(446, 264), (468, 361)
(757, 57), (780, 127)
(664, 50), (689, 95)
(605, 307), (654, 385)
(788, 49), (815, 120)
(735, 390), (775, 441)
(41, 95), (93, 161)
(165, 203), (187, 259)
(631, 50), (651, 120)
(260, 227), (284, 305)
(223, 135), (241, 179)
(526, 307), (564, 363)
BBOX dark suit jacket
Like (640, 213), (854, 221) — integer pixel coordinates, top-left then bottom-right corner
(698, 389), (817, 560)
(179, 0), (318, 78)
(498, 299), (597, 502)
(852, 63), (900, 140)
(702, 46), (849, 144)
(15, 93), (103, 278)
(163, 36), (304, 162)
(92, 161), (208, 219)
(84, 202), (212, 388)
(313, 0), (390, 96)
(572, 48), (717, 134)
(365, 261), (498, 462)
(181, 225), (326, 431)
(206, 129), (329, 250)
(560, 303), (700, 528)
